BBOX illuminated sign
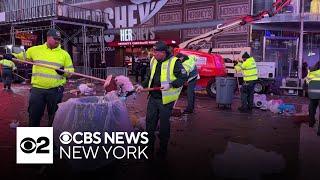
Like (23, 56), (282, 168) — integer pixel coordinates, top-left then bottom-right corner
(120, 27), (155, 42)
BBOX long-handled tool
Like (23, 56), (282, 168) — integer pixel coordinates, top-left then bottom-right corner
(0, 55), (106, 83)
(13, 72), (30, 84)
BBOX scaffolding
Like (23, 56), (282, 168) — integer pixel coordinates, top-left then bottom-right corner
(0, 1), (107, 75)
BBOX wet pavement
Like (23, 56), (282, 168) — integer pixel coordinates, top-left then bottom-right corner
(0, 83), (320, 180)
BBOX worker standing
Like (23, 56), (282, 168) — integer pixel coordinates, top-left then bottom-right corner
(136, 41), (187, 160)
(234, 52), (258, 113)
(13, 29), (74, 127)
(0, 54), (17, 91)
(176, 53), (198, 114)
(306, 60), (320, 135)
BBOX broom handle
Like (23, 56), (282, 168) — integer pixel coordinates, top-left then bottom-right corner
(13, 72), (28, 80)
(0, 55), (106, 83)
(141, 87), (161, 92)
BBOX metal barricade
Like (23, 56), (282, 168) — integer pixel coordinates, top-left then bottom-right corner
(91, 67), (128, 79)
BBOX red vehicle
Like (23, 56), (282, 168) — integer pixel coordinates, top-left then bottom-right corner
(175, 0), (291, 97)
(174, 48), (226, 97)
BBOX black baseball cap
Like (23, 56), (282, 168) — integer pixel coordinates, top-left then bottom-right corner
(47, 29), (61, 39)
(242, 52), (250, 59)
(153, 41), (168, 51)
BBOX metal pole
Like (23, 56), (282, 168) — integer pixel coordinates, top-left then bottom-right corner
(10, 25), (15, 46)
(298, 0), (304, 79)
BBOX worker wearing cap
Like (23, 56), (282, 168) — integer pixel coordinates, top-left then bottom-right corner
(0, 54), (17, 91)
(13, 29), (74, 127)
(306, 61), (320, 135)
(176, 53), (199, 114)
(234, 52), (258, 113)
(136, 41), (187, 160)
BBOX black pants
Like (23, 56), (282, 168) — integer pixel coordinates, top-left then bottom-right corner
(28, 87), (64, 127)
(186, 78), (197, 111)
(309, 99), (319, 121)
(146, 96), (174, 154)
(2, 68), (13, 89)
(240, 81), (255, 110)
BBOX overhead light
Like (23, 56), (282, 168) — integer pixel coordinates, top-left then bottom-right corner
(171, 40), (176, 44)
(308, 51), (316, 56)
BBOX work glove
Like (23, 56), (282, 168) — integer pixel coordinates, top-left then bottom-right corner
(3, 54), (15, 60)
(135, 84), (143, 93)
(55, 66), (65, 76)
(161, 84), (171, 91)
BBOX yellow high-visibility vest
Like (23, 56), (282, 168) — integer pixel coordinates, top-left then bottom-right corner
(14, 43), (74, 89)
(148, 57), (182, 104)
(307, 69), (320, 83)
(234, 57), (258, 82)
(311, 0), (320, 13)
(0, 59), (16, 70)
(182, 55), (196, 74)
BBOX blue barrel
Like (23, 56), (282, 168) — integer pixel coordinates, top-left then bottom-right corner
(215, 77), (236, 106)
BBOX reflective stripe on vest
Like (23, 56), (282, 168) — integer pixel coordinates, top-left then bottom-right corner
(148, 57), (181, 104)
(308, 89), (320, 94)
(182, 55), (196, 74)
(32, 73), (64, 80)
(33, 60), (62, 68)
(242, 57), (258, 82)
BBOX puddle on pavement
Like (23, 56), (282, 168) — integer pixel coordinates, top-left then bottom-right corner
(212, 142), (285, 179)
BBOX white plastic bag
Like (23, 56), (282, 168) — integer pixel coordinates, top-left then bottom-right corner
(53, 91), (133, 170)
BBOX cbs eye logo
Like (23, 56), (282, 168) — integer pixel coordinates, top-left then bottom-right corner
(59, 132), (72, 144)
(20, 137), (50, 154)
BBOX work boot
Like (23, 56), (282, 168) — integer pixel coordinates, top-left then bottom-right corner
(309, 118), (316, 128)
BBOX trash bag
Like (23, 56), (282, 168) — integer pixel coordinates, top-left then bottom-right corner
(267, 99), (283, 114)
(278, 103), (296, 116)
(53, 91), (133, 171)
(253, 93), (267, 108)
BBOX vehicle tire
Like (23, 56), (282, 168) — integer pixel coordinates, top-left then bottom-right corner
(206, 78), (216, 98)
(254, 81), (264, 94)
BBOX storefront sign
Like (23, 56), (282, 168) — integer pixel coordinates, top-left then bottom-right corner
(21, 39), (33, 47)
(185, 6), (214, 22)
(16, 32), (37, 41)
(218, 3), (249, 19)
(157, 10), (182, 24)
(120, 27), (155, 42)
(102, 0), (168, 42)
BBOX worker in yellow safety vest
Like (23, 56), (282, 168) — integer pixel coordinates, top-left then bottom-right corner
(135, 41), (187, 160)
(176, 53), (199, 114)
(0, 54), (17, 91)
(13, 29), (74, 127)
(306, 61), (320, 135)
(234, 52), (258, 113)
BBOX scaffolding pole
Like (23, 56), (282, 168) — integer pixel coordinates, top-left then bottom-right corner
(298, 0), (304, 79)
(82, 25), (89, 75)
(100, 27), (105, 63)
(10, 25), (15, 46)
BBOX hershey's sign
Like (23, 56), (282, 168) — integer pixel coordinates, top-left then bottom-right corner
(103, 0), (168, 42)
(185, 6), (214, 22)
(218, 3), (249, 19)
(120, 27), (155, 42)
(158, 10), (182, 24)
